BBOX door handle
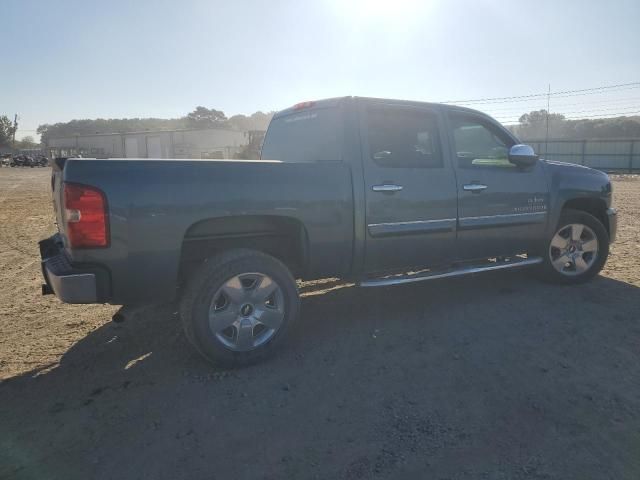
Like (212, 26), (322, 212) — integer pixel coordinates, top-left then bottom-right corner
(372, 184), (403, 192)
(463, 183), (488, 193)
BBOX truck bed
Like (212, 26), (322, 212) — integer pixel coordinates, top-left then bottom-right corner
(53, 158), (355, 304)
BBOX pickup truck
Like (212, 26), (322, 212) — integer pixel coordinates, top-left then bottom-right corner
(40, 96), (617, 366)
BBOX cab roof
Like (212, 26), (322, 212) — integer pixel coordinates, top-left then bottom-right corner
(273, 96), (494, 121)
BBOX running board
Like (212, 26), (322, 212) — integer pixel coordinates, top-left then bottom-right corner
(358, 256), (543, 287)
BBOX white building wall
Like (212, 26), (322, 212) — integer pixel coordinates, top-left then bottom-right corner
(47, 128), (248, 159)
(172, 129), (247, 158)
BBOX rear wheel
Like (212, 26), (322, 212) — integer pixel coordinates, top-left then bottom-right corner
(180, 249), (300, 367)
(538, 209), (609, 284)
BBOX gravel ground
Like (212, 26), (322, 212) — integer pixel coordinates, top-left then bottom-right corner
(1, 168), (639, 480)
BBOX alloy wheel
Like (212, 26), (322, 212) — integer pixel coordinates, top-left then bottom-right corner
(208, 273), (285, 351)
(548, 223), (599, 276)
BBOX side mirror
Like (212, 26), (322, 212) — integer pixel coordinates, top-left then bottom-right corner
(508, 144), (538, 167)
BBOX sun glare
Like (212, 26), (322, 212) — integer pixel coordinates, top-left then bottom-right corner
(335, 0), (426, 20)
(366, 0), (422, 17)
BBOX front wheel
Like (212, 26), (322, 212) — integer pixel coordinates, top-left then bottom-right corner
(538, 209), (609, 284)
(180, 249), (300, 367)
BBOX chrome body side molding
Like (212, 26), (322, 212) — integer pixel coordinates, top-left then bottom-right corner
(367, 218), (456, 237)
(458, 211), (547, 229)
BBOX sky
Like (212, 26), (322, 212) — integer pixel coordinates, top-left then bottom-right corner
(2, 0), (639, 140)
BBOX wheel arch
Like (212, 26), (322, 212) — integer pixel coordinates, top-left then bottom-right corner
(561, 197), (610, 236)
(178, 215), (309, 283)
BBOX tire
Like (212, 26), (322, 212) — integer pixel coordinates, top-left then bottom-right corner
(538, 208), (609, 284)
(180, 249), (300, 367)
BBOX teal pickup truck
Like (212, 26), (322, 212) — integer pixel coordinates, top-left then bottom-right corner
(40, 97), (617, 366)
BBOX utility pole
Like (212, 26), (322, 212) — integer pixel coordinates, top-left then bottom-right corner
(12, 114), (18, 148)
(544, 84), (551, 159)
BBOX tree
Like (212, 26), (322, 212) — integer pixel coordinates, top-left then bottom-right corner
(512, 110), (566, 139)
(0, 115), (17, 147)
(186, 107), (227, 128)
(518, 109), (565, 126)
(227, 111), (274, 131)
(37, 124), (51, 145)
(34, 107), (271, 145)
(510, 110), (640, 140)
(16, 136), (39, 149)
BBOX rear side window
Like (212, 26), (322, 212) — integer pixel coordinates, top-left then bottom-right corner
(366, 105), (443, 168)
(261, 108), (341, 162)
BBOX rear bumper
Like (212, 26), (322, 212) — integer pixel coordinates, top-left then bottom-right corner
(607, 207), (617, 244)
(39, 235), (109, 304)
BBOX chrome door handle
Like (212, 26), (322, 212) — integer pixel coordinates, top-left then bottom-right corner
(463, 183), (488, 192)
(372, 184), (403, 192)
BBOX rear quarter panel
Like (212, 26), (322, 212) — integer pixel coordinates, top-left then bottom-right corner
(62, 159), (353, 304)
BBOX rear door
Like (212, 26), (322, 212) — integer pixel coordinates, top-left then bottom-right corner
(360, 101), (458, 273)
(446, 111), (550, 260)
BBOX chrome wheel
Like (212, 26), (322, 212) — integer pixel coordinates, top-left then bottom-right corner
(549, 223), (599, 276)
(209, 273), (285, 352)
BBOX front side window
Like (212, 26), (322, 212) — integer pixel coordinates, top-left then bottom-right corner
(366, 105), (443, 168)
(450, 114), (515, 168)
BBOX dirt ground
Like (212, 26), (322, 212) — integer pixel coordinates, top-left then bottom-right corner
(1, 167), (639, 480)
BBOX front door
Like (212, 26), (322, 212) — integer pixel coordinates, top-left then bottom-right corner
(446, 111), (550, 261)
(361, 102), (458, 273)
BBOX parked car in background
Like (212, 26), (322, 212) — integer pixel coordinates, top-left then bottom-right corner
(1, 154), (49, 167)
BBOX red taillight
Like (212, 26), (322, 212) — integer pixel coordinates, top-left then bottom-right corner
(63, 183), (109, 248)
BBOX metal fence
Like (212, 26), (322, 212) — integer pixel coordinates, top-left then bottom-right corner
(523, 139), (640, 173)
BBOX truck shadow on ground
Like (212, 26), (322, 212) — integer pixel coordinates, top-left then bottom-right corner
(2, 271), (640, 479)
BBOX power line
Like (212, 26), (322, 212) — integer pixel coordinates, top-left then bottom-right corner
(496, 110), (640, 124)
(453, 85), (640, 105)
(492, 105), (640, 121)
(12, 114), (18, 147)
(548, 96), (640, 109)
(502, 111), (640, 121)
(481, 104), (549, 114)
(563, 111), (640, 119)
(441, 81), (640, 104)
(480, 96), (640, 114)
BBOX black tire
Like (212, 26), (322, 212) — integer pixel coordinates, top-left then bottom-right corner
(180, 249), (300, 367)
(538, 208), (609, 284)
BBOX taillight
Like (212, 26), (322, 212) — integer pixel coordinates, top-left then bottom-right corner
(63, 183), (109, 248)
